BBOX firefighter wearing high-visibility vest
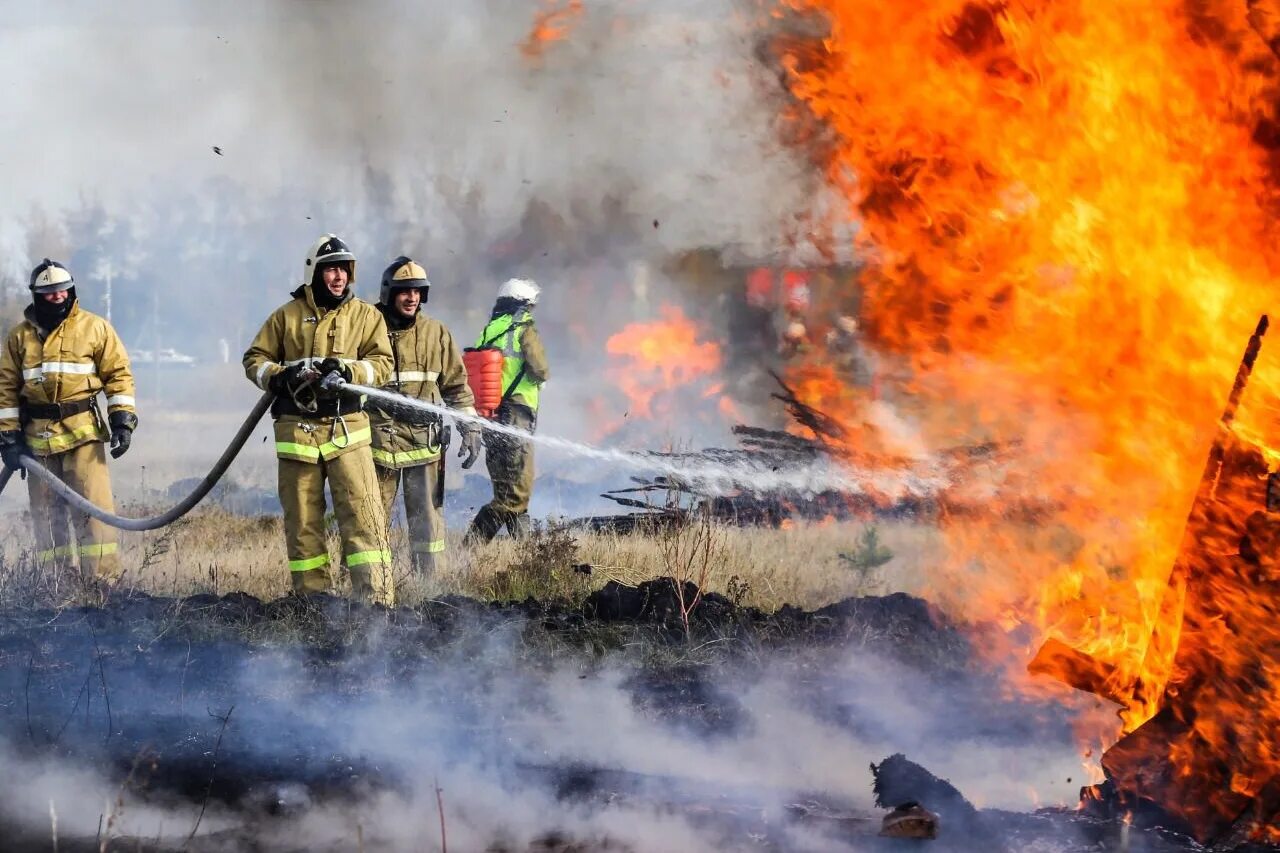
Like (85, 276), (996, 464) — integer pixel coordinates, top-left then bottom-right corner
(371, 257), (481, 575)
(0, 259), (137, 583)
(465, 278), (549, 543)
(242, 235), (396, 604)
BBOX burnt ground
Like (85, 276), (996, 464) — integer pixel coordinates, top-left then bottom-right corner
(0, 581), (1250, 852)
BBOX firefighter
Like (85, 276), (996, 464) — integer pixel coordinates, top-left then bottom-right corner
(371, 256), (481, 576)
(465, 278), (549, 543)
(0, 259), (137, 585)
(243, 235), (397, 605)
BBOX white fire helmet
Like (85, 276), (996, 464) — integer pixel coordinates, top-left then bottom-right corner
(304, 234), (357, 286)
(497, 277), (540, 305)
(30, 258), (75, 294)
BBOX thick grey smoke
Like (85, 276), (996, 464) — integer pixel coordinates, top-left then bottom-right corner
(0, 617), (1085, 851)
(0, 0), (825, 277)
(0, 0), (857, 514)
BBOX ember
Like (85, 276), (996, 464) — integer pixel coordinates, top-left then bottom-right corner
(520, 0), (584, 60)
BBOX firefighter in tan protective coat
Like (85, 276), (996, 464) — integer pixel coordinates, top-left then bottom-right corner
(371, 257), (482, 576)
(0, 259), (137, 583)
(242, 235), (396, 605)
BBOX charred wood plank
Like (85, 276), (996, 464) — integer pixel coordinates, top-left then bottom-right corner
(1026, 638), (1126, 706)
(871, 753), (1003, 849)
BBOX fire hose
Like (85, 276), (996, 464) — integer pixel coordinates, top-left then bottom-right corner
(0, 371), (486, 532)
(0, 391), (275, 531)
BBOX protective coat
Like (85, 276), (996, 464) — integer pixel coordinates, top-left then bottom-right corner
(371, 312), (476, 468)
(0, 302), (136, 454)
(467, 309), (547, 543)
(243, 285), (392, 462)
(0, 301), (135, 580)
(372, 310), (475, 574)
(243, 284), (396, 603)
(474, 310), (549, 411)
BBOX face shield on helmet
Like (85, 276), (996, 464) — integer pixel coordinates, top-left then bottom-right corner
(496, 277), (540, 306)
(30, 258), (75, 294)
(379, 256), (430, 307)
(304, 234), (357, 288)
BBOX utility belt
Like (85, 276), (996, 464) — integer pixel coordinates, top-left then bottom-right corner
(22, 397), (98, 422)
(271, 393), (363, 419)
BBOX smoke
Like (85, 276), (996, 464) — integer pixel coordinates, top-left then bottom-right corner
(0, 608), (1085, 851)
(0, 0), (824, 291)
(0, 0), (856, 512)
(4, 0), (818, 259)
(352, 381), (952, 499)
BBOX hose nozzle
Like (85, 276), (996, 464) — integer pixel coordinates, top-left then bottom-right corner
(320, 371), (347, 392)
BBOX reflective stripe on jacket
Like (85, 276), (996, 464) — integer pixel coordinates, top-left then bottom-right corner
(476, 310), (548, 412)
(0, 302), (136, 456)
(242, 285), (392, 463)
(371, 311), (476, 470)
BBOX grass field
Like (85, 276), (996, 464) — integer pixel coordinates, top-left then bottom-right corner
(0, 506), (943, 612)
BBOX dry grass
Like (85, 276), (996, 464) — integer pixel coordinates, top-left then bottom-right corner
(0, 506), (944, 612)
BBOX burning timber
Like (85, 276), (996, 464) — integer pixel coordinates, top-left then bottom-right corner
(1030, 316), (1280, 846)
(578, 373), (1011, 533)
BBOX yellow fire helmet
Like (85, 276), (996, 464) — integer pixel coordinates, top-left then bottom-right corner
(29, 258), (75, 294)
(304, 234), (356, 287)
(379, 256), (430, 305)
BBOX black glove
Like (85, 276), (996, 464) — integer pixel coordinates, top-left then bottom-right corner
(108, 411), (137, 460)
(317, 358), (353, 383)
(268, 363), (309, 395)
(458, 426), (482, 469)
(0, 430), (28, 471)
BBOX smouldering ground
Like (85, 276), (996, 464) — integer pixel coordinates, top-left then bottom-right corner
(0, 509), (942, 611)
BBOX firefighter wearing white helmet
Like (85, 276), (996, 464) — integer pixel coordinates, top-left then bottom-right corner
(464, 277), (549, 543)
(242, 234), (397, 605)
(370, 256), (480, 576)
(0, 258), (137, 585)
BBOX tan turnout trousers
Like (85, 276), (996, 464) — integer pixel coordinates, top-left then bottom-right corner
(27, 440), (119, 581)
(376, 460), (445, 575)
(279, 449), (394, 605)
(468, 404), (536, 542)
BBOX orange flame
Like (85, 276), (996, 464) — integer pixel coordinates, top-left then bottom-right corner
(605, 305), (723, 420)
(772, 0), (1280, 744)
(521, 0), (584, 60)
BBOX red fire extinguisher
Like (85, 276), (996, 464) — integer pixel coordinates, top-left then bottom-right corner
(463, 348), (506, 419)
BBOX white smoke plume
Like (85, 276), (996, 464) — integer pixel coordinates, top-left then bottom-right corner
(0, 0), (824, 274)
(0, 0), (863, 513)
(0, 615), (1086, 851)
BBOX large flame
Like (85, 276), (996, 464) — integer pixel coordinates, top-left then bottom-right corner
(601, 302), (727, 425)
(772, 0), (1280, 739)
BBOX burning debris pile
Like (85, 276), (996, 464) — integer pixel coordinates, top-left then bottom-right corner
(580, 371), (1007, 533)
(1029, 317), (1280, 846)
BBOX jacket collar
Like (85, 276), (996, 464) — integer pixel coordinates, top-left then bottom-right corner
(291, 283), (353, 314)
(378, 301), (429, 332)
(24, 299), (81, 339)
